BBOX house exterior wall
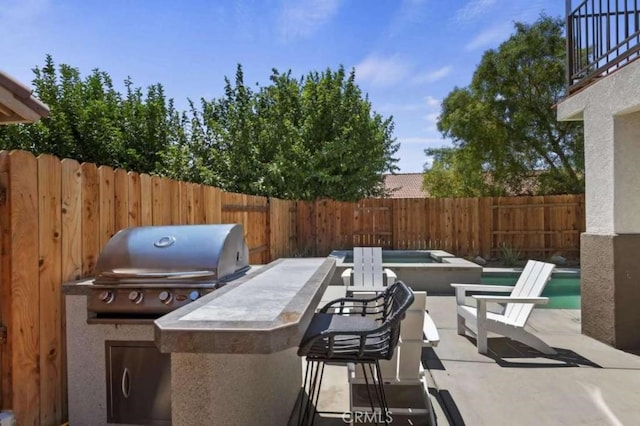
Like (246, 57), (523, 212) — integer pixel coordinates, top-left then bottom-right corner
(557, 58), (640, 349)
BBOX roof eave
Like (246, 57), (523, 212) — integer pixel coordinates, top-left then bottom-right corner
(0, 71), (50, 125)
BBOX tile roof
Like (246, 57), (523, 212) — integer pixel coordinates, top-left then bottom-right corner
(0, 71), (50, 124)
(383, 173), (428, 198)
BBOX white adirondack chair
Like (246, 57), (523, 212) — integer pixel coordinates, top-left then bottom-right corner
(341, 247), (397, 290)
(451, 260), (556, 354)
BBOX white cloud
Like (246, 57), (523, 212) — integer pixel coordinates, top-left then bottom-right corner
(397, 136), (444, 146)
(425, 112), (439, 123)
(465, 22), (513, 51)
(454, 0), (498, 23)
(424, 112), (440, 132)
(354, 55), (411, 87)
(412, 66), (452, 85)
(425, 96), (440, 108)
(278, 0), (340, 41)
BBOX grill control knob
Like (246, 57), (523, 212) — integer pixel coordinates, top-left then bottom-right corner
(128, 291), (144, 304)
(188, 290), (200, 301)
(99, 291), (114, 304)
(159, 291), (172, 304)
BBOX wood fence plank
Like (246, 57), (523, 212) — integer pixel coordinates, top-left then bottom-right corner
(170, 179), (181, 225)
(0, 151), (11, 413)
(139, 174), (152, 226)
(8, 150), (40, 426)
(127, 172), (141, 227)
(81, 163), (99, 277)
(60, 160), (82, 282)
(114, 169), (128, 233)
(203, 186), (221, 224)
(193, 184), (205, 224)
(152, 176), (171, 225)
(269, 198), (280, 261)
(60, 159), (82, 421)
(478, 196), (492, 258)
(98, 166), (115, 251)
(183, 183), (194, 224)
(37, 154), (63, 426)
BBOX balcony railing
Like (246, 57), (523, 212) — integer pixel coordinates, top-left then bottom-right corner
(566, 0), (640, 94)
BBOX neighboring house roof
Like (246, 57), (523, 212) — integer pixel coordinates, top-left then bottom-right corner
(0, 71), (50, 124)
(383, 173), (429, 198)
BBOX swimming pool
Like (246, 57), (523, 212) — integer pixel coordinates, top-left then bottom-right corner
(481, 269), (581, 309)
(329, 249), (482, 291)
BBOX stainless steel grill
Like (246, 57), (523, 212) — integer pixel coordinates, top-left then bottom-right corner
(87, 223), (250, 319)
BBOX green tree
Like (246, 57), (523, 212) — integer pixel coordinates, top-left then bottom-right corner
(161, 65), (399, 201)
(422, 147), (498, 197)
(2, 57), (398, 201)
(298, 67), (399, 200)
(0, 55), (176, 173)
(424, 15), (584, 197)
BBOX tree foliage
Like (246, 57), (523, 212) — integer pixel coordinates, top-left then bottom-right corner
(0, 56), (398, 201)
(0, 55), (177, 173)
(424, 15), (584, 197)
(160, 65), (399, 200)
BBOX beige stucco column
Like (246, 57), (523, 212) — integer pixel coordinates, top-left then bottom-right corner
(557, 59), (640, 349)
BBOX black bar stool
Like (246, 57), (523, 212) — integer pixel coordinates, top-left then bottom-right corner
(296, 281), (414, 426)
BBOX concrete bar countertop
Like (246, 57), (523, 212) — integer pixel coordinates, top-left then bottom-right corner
(154, 257), (335, 354)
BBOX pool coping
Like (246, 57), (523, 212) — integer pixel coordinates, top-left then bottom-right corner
(327, 249), (482, 292)
(329, 249), (481, 269)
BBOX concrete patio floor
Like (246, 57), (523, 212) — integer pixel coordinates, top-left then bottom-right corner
(425, 296), (640, 425)
(292, 290), (640, 425)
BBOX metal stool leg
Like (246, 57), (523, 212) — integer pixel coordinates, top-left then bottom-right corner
(297, 359), (312, 425)
(359, 361), (390, 426)
(373, 360), (390, 426)
(361, 362), (377, 418)
(298, 358), (325, 426)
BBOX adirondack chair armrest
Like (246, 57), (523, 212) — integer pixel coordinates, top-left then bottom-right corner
(451, 283), (515, 305)
(383, 268), (397, 286)
(451, 283), (515, 292)
(341, 268), (353, 286)
(473, 296), (549, 324)
(472, 295), (549, 304)
(422, 313), (440, 347)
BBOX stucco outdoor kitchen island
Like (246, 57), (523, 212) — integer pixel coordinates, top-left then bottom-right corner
(154, 257), (335, 426)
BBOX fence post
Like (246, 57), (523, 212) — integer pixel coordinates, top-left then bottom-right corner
(265, 198), (272, 263)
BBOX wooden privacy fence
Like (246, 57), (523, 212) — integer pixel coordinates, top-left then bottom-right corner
(0, 149), (585, 425)
(299, 195), (585, 259)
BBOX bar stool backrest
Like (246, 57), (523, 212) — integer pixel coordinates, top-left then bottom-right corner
(299, 281), (415, 362)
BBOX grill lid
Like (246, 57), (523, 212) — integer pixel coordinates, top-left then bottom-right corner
(94, 224), (249, 285)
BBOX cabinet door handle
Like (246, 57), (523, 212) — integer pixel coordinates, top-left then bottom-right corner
(121, 368), (131, 398)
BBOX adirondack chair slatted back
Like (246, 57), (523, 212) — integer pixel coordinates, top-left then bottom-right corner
(503, 260), (555, 327)
(353, 247), (385, 287)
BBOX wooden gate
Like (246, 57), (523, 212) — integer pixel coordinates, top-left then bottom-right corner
(353, 199), (393, 248)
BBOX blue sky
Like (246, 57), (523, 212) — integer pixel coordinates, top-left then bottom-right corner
(2, 0), (564, 173)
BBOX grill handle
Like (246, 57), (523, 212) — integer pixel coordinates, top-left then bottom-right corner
(98, 270), (216, 280)
(121, 368), (130, 399)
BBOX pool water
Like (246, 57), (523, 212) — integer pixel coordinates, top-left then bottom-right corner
(480, 275), (581, 309)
